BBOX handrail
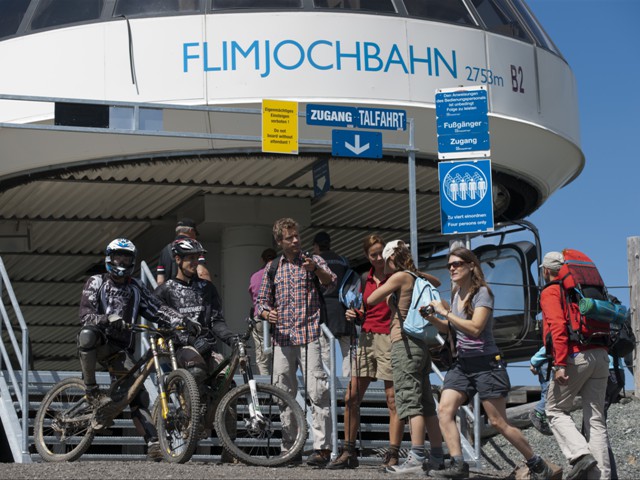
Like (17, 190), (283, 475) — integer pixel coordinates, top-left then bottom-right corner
(138, 261), (158, 351)
(0, 257), (30, 457)
(320, 323), (339, 461)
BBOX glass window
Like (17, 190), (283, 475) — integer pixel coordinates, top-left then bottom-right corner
(211, 0), (302, 10)
(0, 0), (30, 39)
(114, 0), (202, 16)
(31, 0), (104, 30)
(471, 0), (531, 41)
(510, 0), (562, 55)
(313, 0), (396, 14)
(404, 0), (474, 25)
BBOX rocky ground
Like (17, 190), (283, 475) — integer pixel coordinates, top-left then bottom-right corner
(1, 395), (639, 479)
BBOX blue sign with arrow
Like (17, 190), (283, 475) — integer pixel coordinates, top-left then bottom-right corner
(438, 159), (494, 234)
(332, 130), (382, 159)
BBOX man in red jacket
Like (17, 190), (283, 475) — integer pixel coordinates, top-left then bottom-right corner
(541, 251), (610, 480)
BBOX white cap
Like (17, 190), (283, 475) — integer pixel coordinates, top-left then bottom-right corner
(542, 251), (564, 272)
(382, 239), (406, 261)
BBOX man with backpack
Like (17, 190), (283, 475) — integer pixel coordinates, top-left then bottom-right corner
(256, 218), (337, 466)
(540, 251), (610, 480)
(312, 231), (353, 377)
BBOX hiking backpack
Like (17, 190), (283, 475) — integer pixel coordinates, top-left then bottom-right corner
(548, 249), (627, 347)
(338, 268), (363, 310)
(399, 271), (441, 346)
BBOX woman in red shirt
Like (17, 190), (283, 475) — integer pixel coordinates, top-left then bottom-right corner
(326, 235), (403, 470)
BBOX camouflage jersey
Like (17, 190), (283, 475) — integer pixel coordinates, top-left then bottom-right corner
(154, 278), (236, 349)
(79, 274), (183, 351)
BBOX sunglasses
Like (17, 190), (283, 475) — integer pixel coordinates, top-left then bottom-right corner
(447, 261), (467, 270)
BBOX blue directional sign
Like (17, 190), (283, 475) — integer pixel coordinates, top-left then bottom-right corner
(438, 159), (494, 234)
(436, 87), (490, 159)
(332, 130), (382, 159)
(312, 159), (330, 198)
(307, 104), (406, 131)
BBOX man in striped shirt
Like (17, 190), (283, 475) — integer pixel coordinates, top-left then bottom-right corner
(257, 217), (336, 467)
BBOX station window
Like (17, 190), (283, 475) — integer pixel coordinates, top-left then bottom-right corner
(313, 0), (396, 13)
(210, 0), (302, 10)
(470, 0), (531, 41)
(114, 0), (202, 17)
(510, 0), (562, 55)
(31, 0), (104, 30)
(404, 0), (475, 25)
(0, 0), (30, 39)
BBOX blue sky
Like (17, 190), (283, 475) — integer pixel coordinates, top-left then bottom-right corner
(526, 0), (639, 296)
(508, 0), (639, 386)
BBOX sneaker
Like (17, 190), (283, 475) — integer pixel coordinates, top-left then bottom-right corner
(425, 455), (446, 475)
(326, 450), (359, 469)
(431, 459), (470, 479)
(380, 449), (399, 469)
(529, 410), (553, 436)
(386, 451), (425, 475)
(220, 449), (238, 464)
(84, 385), (107, 409)
(146, 441), (163, 462)
(529, 457), (553, 480)
(306, 449), (331, 467)
(566, 454), (597, 480)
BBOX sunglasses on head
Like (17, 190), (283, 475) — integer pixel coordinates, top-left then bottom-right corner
(447, 261), (467, 270)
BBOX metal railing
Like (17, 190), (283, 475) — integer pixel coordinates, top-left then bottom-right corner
(0, 257), (30, 460)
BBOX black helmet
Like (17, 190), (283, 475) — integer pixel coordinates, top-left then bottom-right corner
(171, 238), (207, 257)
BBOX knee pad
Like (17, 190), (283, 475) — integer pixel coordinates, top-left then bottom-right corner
(77, 325), (104, 351)
(187, 366), (208, 384)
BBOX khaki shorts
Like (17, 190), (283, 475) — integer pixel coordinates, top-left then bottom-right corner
(351, 331), (393, 381)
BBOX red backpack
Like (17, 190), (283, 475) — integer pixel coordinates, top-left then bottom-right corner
(551, 249), (611, 346)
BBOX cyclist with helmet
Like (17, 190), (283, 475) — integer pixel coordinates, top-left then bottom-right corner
(154, 237), (238, 385)
(77, 238), (195, 461)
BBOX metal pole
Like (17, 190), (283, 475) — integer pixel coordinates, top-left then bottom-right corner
(408, 118), (418, 263)
(320, 323), (338, 460)
(627, 237), (640, 390)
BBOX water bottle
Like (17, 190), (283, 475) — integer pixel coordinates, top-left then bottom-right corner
(578, 298), (629, 325)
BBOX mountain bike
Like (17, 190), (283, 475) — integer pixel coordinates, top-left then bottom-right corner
(189, 319), (308, 467)
(33, 323), (200, 463)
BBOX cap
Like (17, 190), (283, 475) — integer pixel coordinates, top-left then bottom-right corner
(382, 239), (406, 261)
(313, 231), (331, 249)
(177, 217), (199, 235)
(542, 251), (564, 271)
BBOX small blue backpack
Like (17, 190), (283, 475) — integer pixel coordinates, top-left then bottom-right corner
(400, 271), (441, 346)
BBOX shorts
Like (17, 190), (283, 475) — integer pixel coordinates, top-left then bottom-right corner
(391, 336), (437, 420)
(352, 331), (393, 381)
(443, 354), (511, 401)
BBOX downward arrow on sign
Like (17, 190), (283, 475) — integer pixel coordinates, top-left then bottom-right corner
(345, 135), (370, 155)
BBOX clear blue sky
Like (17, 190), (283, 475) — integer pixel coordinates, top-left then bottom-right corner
(508, 0), (639, 387)
(526, 0), (640, 296)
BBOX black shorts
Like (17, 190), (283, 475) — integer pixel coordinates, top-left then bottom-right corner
(442, 354), (511, 402)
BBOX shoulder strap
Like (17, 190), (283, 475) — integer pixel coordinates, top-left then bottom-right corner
(267, 255), (282, 283)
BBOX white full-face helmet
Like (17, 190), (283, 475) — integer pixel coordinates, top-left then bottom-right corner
(105, 238), (137, 279)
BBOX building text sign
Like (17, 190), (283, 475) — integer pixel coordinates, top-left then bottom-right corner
(262, 99), (298, 154)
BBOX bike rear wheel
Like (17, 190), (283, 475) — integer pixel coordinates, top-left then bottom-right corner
(34, 377), (95, 462)
(155, 369), (201, 463)
(214, 383), (308, 467)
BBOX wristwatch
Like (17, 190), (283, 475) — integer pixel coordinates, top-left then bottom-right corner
(552, 365), (565, 372)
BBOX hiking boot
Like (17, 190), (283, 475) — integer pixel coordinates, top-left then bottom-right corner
(380, 449), (399, 469)
(566, 454), (597, 480)
(386, 450), (425, 475)
(326, 450), (359, 469)
(425, 455), (446, 475)
(307, 449), (331, 467)
(431, 458), (470, 479)
(529, 410), (553, 436)
(146, 441), (163, 462)
(529, 457), (553, 480)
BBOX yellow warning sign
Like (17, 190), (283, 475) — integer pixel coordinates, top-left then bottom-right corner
(262, 99), (298, 154)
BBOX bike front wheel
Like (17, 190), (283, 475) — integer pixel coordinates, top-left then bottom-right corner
(155, 369), (201, 463)
(214, 383), (308, 467)
(34, 377), (95, 462)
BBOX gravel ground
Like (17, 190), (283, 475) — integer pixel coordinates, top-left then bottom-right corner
(1, 395), (639, 479)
